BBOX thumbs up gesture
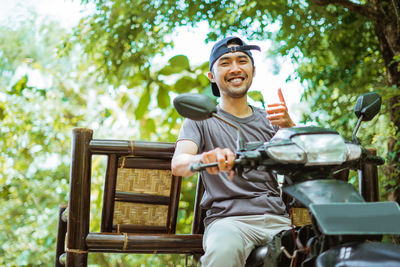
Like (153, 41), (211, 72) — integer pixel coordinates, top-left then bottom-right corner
(266, 88), (295, 128)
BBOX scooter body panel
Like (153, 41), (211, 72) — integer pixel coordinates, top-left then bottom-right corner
(310, 202), (400, 235)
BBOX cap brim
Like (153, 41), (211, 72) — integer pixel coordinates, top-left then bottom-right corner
(211, 83), (220, 97)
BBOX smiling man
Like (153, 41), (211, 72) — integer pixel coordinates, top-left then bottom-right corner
(171, 36), (295, 267)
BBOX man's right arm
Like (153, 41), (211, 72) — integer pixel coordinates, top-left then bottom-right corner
(171, 140), (236, 178)
(171, 140), (203, 177)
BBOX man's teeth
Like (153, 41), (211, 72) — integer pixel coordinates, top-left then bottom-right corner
(230, 78), (243, 82)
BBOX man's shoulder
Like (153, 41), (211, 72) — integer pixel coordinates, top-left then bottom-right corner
(251, 105), (266, 115)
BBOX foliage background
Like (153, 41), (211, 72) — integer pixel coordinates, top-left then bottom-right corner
(1, 0), (399, 266)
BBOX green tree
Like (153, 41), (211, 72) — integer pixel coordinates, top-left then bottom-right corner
(0, 14), (109, 265)
(0, 10), (206, 266)
(0, 13), (142, 265)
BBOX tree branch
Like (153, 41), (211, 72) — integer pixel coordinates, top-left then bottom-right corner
(309, 0), (380, 20)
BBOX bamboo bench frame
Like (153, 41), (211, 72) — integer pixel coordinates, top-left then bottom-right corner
(55, 128), (204, 266)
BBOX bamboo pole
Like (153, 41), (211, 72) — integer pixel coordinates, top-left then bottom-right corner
(101, 154), (118, 232)
(86, 233), (204, 254)
(55, 204), (68, 267)
(359, 148), (380, 202)
(66, 128), (93, 266)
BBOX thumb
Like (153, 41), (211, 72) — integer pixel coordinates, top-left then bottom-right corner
(278, 88), (286, 105)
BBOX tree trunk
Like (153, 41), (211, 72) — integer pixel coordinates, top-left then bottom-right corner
(372, 1), (400, 205)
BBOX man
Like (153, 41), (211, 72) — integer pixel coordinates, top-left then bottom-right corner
(171, 36), (295, 267)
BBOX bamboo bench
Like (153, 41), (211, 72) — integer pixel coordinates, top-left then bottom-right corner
(55, 128), (204, 266)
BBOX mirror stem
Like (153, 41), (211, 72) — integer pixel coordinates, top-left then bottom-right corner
(352, 114), (364, 144)
(212, 113), (245, 151)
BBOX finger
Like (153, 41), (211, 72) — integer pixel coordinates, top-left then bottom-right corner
(206, 167), (219, 174)
(267, 113), (285, 122)
(216, 148), (234, 170)
(202, 151), (215, 164)
(267, 103), (285, 108)
(268, 115), (294, 128)
(266, 106), (286, 114)
(278, 88), (286, 105)
(205, 161), (219, 174)
(203, 151), (219, 174)
(228, 170), (235, 181)
(225, 149), (235, 170)
(217, 154), (226, 171)
(204, 161), (219, 174)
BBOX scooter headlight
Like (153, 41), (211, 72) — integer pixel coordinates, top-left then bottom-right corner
(292, 134), (347, 166)
(266, 143), (306, 163)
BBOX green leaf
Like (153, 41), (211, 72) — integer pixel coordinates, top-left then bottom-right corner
(174, 76), (198, 93)
(10, 75), (28, 95)
(0, 102), (6, 120)
(104, 108), (112, 118)
(134, 88), (151, 119)
(157, 85), (170, 109)
(248, 91), (265, 108)
(168, 55), (190, 70)
(118, 92), (130, 107)
(158, 65), (176, 75)
(144, 118), (156, 134)
(159, 55), (190, 75)
(127, 72), (145, 88)
(197, 73), (210, 87)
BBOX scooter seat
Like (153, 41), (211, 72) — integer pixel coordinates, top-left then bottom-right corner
(245, 245), (269, 267)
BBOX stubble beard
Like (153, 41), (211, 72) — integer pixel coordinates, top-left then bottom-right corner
(223, 77), (253, 98)
(225, 85), (250, 98)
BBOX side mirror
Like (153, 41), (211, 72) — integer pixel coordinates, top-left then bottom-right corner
(173, 93), (217, 121)
(352, 92), (381, 144)
(354, 92), (382, 121)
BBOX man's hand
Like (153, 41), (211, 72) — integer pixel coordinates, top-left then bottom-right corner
(201, 147), (236, 180)
(266, 88), (295, 128)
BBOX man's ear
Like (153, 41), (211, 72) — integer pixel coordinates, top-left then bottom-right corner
(207, 71), (215, 83)
(253, 65), (256, 77)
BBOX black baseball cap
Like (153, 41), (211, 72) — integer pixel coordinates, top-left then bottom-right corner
(209, 36), (261, 97)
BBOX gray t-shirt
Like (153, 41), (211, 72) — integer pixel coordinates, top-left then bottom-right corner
(177, 105), (288, 227)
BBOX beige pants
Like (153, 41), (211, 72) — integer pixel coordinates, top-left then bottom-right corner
(200, 214), (291, 267)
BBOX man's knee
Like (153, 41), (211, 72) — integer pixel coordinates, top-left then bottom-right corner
(207, 230), (244, 253)
(202, 221), (247, 266)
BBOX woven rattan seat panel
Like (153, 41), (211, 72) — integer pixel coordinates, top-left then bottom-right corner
(116, 168), (172, 196)
(113, 201), (168, 226)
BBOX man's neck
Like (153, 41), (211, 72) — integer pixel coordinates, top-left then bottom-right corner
(219, 96), (253, 118)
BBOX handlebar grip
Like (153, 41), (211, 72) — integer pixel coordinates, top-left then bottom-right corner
(365, 155), (385, 165)
(190, 162), (203, 172)
(190, 162), (218, 172)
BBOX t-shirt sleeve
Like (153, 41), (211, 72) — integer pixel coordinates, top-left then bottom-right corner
(177, 119), (203, 150)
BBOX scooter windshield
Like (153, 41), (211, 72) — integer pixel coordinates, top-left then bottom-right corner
(282, 179), (365, 209)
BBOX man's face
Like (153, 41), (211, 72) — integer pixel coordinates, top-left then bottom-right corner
(208, 43), (255, 98)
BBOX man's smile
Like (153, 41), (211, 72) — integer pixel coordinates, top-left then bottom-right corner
(226, 75), (246, 86)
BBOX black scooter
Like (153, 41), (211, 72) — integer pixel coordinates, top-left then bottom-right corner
(173, 92), (400, 267)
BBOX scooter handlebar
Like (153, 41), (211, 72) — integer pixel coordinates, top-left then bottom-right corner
(364, 155), (385, 165)
(190, 162), (219, 172)
(190, 159), (242, 173)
